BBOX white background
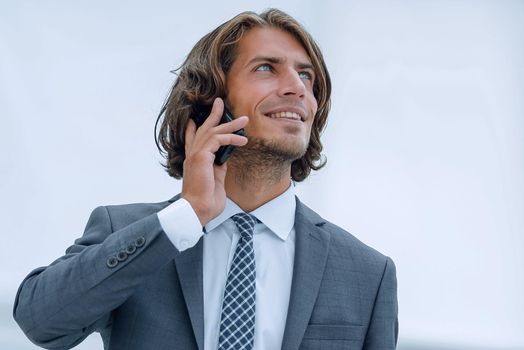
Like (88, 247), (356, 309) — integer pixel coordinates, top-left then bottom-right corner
(1, 0), (523, 349)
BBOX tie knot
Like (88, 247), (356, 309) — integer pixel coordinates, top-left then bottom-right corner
(231, 213), (259, 239)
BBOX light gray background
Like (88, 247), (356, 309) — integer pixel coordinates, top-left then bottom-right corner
(1, 0), (523, 349)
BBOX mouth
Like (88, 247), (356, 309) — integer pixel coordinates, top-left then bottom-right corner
(264, 111), (304, 122)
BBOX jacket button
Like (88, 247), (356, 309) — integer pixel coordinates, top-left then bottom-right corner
(106, 256), (118, 268)
(117, 250), (128, 261)
(126, 243), (137, 255)
(134, 236), (146, 248)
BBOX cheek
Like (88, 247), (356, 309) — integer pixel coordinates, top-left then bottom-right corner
(307, 121), (315, 138)
(225, 80), (246, 115)
(306, 112), (316, 135)
(251, 116), (270, 134)
(229, 94), (257, 118)
(243, 115), (264, 137)
(226, 94), (242, 116)
(309, 96), (319, 114)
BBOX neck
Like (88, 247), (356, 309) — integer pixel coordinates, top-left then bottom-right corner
(224, 155), (292, 213)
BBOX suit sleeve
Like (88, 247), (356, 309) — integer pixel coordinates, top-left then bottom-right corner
(13, 206), (179, 350)
(363, 256), (399, 349)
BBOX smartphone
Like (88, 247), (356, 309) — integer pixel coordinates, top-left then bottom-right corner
(193, 103), (245, 165)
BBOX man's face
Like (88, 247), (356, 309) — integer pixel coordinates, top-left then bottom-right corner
(226, 26), (318, 162)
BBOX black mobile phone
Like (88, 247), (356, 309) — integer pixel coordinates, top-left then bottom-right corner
(193, 103), (245, 165)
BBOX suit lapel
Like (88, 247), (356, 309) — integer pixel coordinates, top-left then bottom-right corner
(281, 197), (331, 350)
(172, 197), (204, 350)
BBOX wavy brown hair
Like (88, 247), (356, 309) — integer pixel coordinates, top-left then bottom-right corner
(155, 8), (331, 182)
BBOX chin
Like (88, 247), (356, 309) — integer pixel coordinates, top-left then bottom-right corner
(243, 136), (308, 162)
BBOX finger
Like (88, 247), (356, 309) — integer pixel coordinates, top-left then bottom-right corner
(201, 97), (224, 129)
(185, 118), (197, 154)
(204, 134), (248, 153)
(212, 116), (249, 134)
(221, 134), (248, 147)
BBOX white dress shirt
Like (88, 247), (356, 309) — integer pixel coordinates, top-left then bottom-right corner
(157, 182), (296, 350)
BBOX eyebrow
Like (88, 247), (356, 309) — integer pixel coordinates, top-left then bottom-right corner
(245, 55), (314, 71)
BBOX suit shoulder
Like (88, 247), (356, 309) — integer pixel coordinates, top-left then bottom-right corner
(101, 198), (174, 227)
(296, 198), (391, 266)
(322, 219), (389, 264)
(104, 199), (171, 213)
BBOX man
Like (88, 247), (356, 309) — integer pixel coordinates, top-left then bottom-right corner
(14, 8), (398, 350)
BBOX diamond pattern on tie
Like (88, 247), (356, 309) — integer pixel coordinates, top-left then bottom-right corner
(218, 213), (259, 350)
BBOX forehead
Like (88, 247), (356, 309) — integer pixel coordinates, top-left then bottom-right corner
(234, 26), (312, 65)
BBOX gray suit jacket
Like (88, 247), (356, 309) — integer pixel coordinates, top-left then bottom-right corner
(14, 195), (398, 349)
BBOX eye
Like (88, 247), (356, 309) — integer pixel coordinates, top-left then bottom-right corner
(299, 71), (313, 80)
(255, 63), (273, 72)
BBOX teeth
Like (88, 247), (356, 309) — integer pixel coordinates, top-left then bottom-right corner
(268, 112), (302, 120)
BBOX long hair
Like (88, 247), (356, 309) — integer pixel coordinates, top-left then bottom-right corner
(155, 8), (331, 182)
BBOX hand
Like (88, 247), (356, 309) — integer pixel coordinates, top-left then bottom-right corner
(181, 97), (249, 226)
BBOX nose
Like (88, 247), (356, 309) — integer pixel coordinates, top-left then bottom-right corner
(277, 69), (306, 98)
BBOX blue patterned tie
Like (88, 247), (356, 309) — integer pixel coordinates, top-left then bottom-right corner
(218, 213), (259, 350)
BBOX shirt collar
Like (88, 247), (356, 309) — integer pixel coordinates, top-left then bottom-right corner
(204, 181), (296, 241)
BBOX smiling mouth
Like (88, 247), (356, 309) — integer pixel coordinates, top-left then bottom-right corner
(265, 111), (304, 121)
